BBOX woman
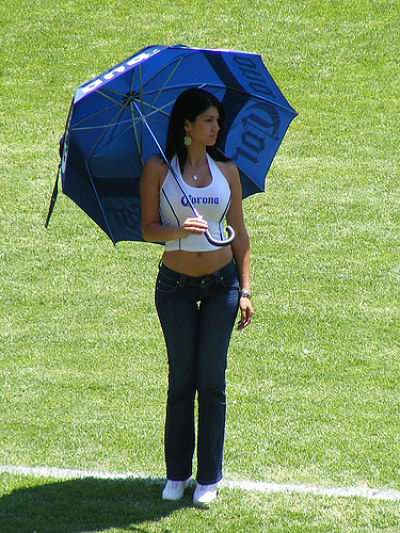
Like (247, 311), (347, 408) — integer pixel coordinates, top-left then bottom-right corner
(140, 88), (253, 505)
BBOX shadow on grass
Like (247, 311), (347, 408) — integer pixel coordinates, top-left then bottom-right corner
(0, 476), (196, 532)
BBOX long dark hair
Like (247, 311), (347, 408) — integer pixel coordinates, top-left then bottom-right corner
(165, 88), (229, 170)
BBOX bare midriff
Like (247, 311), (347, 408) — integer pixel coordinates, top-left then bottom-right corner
(162, 247), (234, 277)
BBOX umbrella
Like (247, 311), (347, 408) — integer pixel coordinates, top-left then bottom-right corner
(46, 44), (297, 245)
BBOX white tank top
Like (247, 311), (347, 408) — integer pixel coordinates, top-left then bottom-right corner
(159, 154), (232, 252)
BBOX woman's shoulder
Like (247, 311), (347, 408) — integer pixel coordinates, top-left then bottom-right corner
(143, 154), (167, 171)
(142, 155), (169, 182)
(214, 159), (240, 184)
(140, 155), (170, 193)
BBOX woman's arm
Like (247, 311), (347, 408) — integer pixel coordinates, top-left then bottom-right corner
(224, 162), (254, 330)
(140, 157), (208, 243)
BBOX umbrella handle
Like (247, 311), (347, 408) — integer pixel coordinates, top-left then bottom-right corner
(204, 225), (235, 247)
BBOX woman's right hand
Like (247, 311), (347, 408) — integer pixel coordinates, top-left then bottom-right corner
(180, 217), (208, 238)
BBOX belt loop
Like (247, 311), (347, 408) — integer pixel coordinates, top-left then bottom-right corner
(177, 274), (186, 288)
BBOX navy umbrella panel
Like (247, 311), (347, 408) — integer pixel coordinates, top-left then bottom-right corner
(57, 44), (297, 244)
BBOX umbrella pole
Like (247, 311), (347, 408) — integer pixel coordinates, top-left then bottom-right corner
(141, 118), (235, 247)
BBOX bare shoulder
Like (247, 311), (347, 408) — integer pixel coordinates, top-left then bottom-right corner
(141, 155), (168, 186)
(216, 160), (240, 185)
(142, 155), (167, 174)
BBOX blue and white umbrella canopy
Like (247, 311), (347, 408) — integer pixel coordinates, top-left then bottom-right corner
(57, 44), (297, 244)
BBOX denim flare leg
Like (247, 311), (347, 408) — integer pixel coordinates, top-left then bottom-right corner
(155, 260), (240, 485)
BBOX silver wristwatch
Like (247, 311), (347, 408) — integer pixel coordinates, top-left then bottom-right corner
(240, 290), (251, 300)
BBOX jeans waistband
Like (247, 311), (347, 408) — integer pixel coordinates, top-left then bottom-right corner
(158, 260), (237, 287)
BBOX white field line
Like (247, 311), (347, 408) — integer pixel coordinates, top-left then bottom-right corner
(1, 464), (400, 502)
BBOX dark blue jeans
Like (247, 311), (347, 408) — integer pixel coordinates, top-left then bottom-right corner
(155, 260), (240, 485)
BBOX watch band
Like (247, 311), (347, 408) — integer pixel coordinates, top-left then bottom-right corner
(240, 290), (251, 300)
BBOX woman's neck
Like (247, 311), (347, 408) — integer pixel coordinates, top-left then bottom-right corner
(186, 145), (207, 168)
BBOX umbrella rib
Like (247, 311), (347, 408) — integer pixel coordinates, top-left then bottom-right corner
(92, 59), (184, 112)
(139, 65), (144, 151)
(71, 118), (135, 132)
(134, 55), (185, 97)
(96, 87), (126, 98)
(130, 101), (144, 167)
(80, 120), (136, 146)
(142, 99), (174, 119)
(71, 90), (130, 132)
(129, 64), (142, 157)
(96, 90), (126, 107)
(71, 102), (120, 129)
(85, 161), (116, 245)
(139, 65), (144, 116)
(97, 90), (172, 119)
(137, 48), (214, 96)
(149, 56), (184, 109)
(70, 98), (169, 132)
(130, 63), (135, 94)
(86, 104), (128, 159)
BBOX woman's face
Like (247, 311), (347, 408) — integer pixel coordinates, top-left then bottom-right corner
(185, 106), (220, 146)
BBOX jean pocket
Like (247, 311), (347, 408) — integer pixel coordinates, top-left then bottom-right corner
(156, 272), (179, 294)
(219, 268), (240, 290)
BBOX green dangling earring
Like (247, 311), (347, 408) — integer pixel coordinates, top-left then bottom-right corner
(184, 134), (192, 146)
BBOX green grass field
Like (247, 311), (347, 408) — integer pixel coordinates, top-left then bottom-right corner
(1, 0), (400, 531)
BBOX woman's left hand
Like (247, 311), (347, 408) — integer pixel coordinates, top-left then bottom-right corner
(237, 297), (254, 330)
